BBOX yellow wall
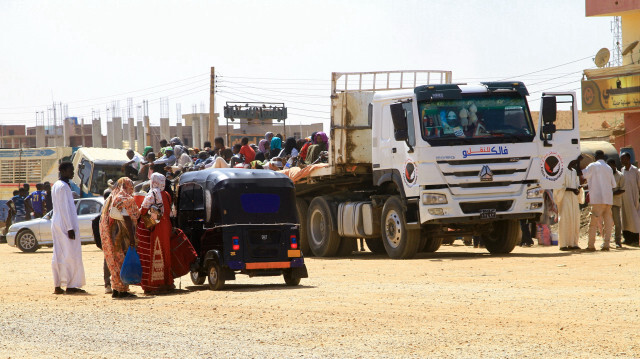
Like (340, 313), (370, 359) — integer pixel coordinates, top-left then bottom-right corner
(622, 12), (640, 65)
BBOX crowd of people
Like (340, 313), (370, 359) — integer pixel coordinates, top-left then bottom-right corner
(531, 150), (640, 252)
(50, 161), (176, 298)
(47, 131), (330, 298)
(122, 132), (330, 186)
(2, 182), (51, 236)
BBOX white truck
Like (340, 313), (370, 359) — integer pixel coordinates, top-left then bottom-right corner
(294, 70), (580, 259)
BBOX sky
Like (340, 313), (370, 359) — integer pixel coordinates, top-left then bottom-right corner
(0, 0), (617, 133)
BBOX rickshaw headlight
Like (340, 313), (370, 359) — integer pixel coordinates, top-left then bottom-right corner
(232, 236), (240, 251)
(290, 235), (298, 249)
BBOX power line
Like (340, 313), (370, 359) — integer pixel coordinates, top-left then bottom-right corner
(0, 71), (209, 111)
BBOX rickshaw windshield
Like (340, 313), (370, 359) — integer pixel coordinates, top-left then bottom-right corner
(214, 185), (297, 225)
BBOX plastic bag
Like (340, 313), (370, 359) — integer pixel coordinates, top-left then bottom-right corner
(120, 246), (142, 285)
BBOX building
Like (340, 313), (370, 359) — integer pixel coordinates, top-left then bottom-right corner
(582, 0), (640, 152)
(0, 113), (324, 153)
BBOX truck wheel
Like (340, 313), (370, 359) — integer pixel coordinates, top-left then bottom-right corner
(421, 236), (443, 253)
(336, 238), (356, 256)
(295, 198), (312, 256)
(483, 220), (519, 254)
(207, 262), (225, 291)
(190, 271), (206, 285)
(381, 196), (420, 259)
(16, 230), (39, 253)
(365, 238), (386, 254)
(283, 269), (301, 286)
(307, 197), (340, 257)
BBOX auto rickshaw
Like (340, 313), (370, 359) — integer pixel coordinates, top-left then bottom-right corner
(176, 168), (308, 290)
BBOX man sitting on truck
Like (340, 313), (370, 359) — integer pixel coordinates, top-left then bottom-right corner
(122, 149), (144, 180)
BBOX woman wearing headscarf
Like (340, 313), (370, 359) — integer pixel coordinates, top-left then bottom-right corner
(305, 132), (328, 164)
(136, 173), (174, 294)
(283, 137), (299, 157)
(256, 139), (270, 162)
(142, 146), (153, 158)
(265, 132), (275, 143)
(300, 132), (317, 162)
(269, 136), (282, 159)
(100, 177), (140, 298)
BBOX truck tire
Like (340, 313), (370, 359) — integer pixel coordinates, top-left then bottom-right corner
(365, 238), (386, 254)
(307, 197), (340, 257)
(336, 238), (356, 257)
(381, 196), (420, 259)
(421, 236), (443, 253)
(295, 198), (312, 256)
(483, 220), (519, 254)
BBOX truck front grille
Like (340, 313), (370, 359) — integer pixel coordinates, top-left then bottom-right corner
(459, 200), (513, 214)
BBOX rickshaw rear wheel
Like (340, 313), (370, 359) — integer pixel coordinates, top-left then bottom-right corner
(190, 270), (206, 285)
(207, 262), (225, 291)
(283, 270), (301, 286)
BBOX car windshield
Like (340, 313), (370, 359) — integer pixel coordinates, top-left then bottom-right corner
(419, 93), (535, 146)
(90, 165), (126, 195)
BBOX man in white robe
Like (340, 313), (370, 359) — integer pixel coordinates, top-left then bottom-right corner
(51, 162), (86, 294)
(608, 159), (625, 248)
(620, 152), (640, 247)
(554, 160), (582, 251)
(580, 150), (616, 251)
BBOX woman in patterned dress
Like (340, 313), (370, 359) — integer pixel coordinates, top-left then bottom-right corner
(136, 173), (174, 294)
(100, 177), (140, 298)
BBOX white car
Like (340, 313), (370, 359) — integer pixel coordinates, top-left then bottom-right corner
(6, 198), (104, 253)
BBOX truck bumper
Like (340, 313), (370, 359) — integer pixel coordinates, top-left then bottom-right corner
(418, 190), (543, 225)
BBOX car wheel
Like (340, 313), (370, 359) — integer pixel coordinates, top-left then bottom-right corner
(16, 230), (39, 253)
(190, 270), (206, 285)
(207, 262), (225, 291)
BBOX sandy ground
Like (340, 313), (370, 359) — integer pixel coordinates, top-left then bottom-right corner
(1, 236), (639, 359)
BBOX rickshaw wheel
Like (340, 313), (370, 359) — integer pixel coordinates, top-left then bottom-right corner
(190, 271), (206, 285)
(207, 262), (225, 291)
(283, 270), (301, 286)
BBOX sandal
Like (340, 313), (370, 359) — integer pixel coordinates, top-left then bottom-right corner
(117, 292), (137, 298)
(53, 287), (64, 295)
(65, 288), (87, 294)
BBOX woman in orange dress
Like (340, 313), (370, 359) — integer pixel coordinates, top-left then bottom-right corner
(100, 177), (140, 298)
(136, 173), (174, 294)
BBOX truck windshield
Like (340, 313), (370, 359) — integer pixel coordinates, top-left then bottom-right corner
(90, 165), (126, 195)
(418, 93), (534, 146)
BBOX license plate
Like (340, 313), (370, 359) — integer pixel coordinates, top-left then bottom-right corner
(479, 209), (496, 219)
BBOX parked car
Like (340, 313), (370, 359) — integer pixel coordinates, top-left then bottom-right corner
(6, 197), (104, 252)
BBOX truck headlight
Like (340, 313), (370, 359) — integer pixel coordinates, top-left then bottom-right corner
(422, 193), (447, 205)
(527, 187), (543, 199)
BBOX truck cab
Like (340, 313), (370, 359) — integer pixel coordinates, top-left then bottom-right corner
(377, 82), (579, 256)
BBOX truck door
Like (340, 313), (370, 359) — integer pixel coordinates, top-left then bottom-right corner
(537, 92), (581, 190)
(379, 101), (416, 176)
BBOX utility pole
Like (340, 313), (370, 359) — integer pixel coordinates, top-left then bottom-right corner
(209, 66), (216, 143)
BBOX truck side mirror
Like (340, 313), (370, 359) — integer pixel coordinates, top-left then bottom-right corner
(390, 103), (408, 141)
(541, 95), (557, 125)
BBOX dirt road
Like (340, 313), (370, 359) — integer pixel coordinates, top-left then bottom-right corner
(1, 239), (639, 358)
